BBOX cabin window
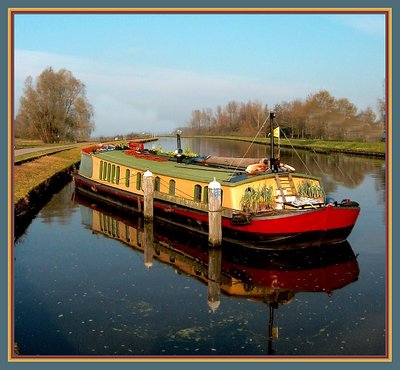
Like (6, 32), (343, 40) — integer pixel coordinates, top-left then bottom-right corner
(194, 184), (202, 202)
(203, 186), (208, 203)
(103, 214), (108, 232)
(125, 169), (130, 187)
(169, 179), (176, 195)
(136, 231), (140, 246)
(99, 161), (103, 180)
(102, 162), (107, 180)
(101, 214), (107, 233)
(107, 163), (111, 182)
(125, 224), (130, 242)
(102, 214), (107, 233)
(106, 217), (110, 232)
(99, 213), (104, 231)
(109, 218), (119, 238)
(136, 173), (142, 190)
(154, 176), (161, 192)
(107, 216), (112, 235)
(111, 165), (116, 183)
(111, 218), (116, 237)
(106, 163), (110, 181)
(116, 166), (120, 185)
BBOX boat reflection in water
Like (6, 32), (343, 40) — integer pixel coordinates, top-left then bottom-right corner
(74, 193), (360, 355)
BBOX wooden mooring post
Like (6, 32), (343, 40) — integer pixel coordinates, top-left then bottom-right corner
(143, 220), (154, 269)
(143, 170), (154, 220)
(208, 178), (222, 246)
(207, 246), (222, 312)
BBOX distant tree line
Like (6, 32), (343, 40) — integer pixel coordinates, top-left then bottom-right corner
(92, 132), (155, 142)
(14, 67), (95, 143)
(185, 90), (385, 142)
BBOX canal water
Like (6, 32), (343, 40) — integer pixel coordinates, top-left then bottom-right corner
(13, 138), (387, 357)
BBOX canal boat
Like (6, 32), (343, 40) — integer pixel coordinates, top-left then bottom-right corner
(74, 113), (360, 249)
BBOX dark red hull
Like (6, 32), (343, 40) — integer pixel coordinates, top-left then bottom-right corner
(74, 173), (360, 249)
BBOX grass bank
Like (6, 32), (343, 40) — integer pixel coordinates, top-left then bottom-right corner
(226, 137), (385, 156)
(13, 146), (85, 239)
(14, 147), (83, 204)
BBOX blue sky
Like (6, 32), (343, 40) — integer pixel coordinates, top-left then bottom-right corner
(13, 12), (386, 136)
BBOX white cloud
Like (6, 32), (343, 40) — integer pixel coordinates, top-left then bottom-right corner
(14, 49), (312, 135)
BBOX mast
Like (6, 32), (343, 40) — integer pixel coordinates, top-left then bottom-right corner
(267, 302), (278, 355)
(176, 130), (182, 152)
(269, 112), (276, 168)
(176, 130), (183, 163)
(268, 303), (275, 355)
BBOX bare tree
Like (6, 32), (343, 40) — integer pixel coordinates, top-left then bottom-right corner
(15, 67), (95, 142)
(184, 89), (384, 141)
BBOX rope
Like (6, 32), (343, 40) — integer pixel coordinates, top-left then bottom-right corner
(333, 157), (356, 186)
(310, 147), (325, 174)
(158, 177), (196, 200)
(278, 127), (312, 176)
(114, 170), (140, 183)
(227, 117), (268, 180)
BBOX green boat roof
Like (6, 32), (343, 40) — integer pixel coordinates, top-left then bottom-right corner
(94, 150), (318, 186)
(94, 150), (267, 186)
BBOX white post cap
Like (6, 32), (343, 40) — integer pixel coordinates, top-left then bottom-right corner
(208, 177), (221, 189)
(143, 169), (153, 177)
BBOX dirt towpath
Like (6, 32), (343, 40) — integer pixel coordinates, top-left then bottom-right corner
(14, 144), (76, 157)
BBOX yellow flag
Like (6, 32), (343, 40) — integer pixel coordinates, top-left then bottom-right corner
(273, 127), (280, 139)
